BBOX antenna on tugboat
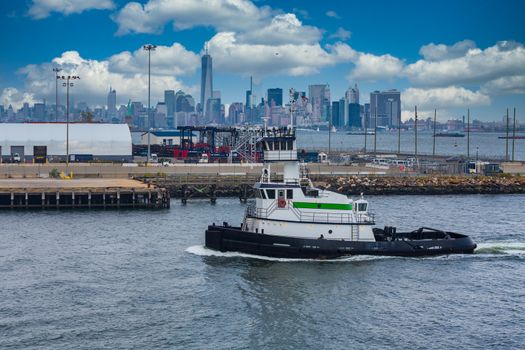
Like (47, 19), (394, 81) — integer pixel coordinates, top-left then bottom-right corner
(289, 88), (295, 129)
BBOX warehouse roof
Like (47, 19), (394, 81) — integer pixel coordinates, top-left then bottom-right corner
(0, 123), (132, 156)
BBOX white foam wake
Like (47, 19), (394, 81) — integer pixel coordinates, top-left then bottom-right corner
(185, 245), (393, 263)
(475, 242), (525, 256)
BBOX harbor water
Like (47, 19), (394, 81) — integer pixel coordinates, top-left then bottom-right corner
(1, 195), (524, 349)
(296, 130), (525, 161)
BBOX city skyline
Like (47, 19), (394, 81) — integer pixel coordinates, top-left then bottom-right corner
(1, 0), (524, 122)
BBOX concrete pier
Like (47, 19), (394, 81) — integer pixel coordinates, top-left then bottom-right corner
(0, 179), (170, 210)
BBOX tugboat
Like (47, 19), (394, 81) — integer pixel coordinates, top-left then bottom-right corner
(205, 126), (477, 259)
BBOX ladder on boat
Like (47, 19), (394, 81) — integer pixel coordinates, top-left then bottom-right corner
(351, 225), (359, 241)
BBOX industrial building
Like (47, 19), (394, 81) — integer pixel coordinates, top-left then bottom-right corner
(0, 123), (132, 163)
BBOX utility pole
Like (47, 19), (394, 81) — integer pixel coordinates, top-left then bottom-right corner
(432, 109), (437, 159)
(512, 107), (516, 162)
(328, 109), (332, 155)
(57, 75), (80, 167)
(364, 110), (367, 154)
(414, 105), (418, 158)
(53, 68), (62, 122)
(143, 44), (157, 165)
(505, 108), (509, 161)
(467, 109), (470, 159)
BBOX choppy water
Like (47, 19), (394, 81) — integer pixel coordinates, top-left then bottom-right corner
(297, 130), (525, 160)
(1, 195), (524, 349)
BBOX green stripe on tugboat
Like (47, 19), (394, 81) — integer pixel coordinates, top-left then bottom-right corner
(292, 202), (352, 210)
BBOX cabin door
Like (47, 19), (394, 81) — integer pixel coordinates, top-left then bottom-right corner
(277, 190), (286, 208)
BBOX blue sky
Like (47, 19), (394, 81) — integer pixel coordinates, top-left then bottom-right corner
(1, 0), (524, 121)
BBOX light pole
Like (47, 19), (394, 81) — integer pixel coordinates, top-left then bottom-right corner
(414, 105), (418, 159)
(57, 75), (80, 167)
(53, 68), (62, 122)
(143, 44), (156, 164)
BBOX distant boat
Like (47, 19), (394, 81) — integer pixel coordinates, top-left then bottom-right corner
(331, 126), (337, 133)
(434, 132), (465, 137)
(498, 135), (525, 139)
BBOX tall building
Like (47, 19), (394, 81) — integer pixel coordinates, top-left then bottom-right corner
(345, 84), (359, 104)
(200, 50), (213, 121)
(107, 87), (117, 119)
(228, 103), (244, 125)
(308, 84), (330, 123)
(363, 103), (370, 129)
(164, 90), (175, 126)
(370, 89), (401, 128)
(175, 91), (195, 113)
(33, 102), (46, 121)
(331, 101), (340, 127)
(267, 88), (283, 107)
(348, 103), (361, 128)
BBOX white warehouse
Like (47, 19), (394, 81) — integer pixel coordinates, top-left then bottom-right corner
(0, 123), (132, 163)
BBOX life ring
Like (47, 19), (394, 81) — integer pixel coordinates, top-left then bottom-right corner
(278, 198), (287, 208)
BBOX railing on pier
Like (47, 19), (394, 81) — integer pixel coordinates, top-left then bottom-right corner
(245, 202), (375, 225)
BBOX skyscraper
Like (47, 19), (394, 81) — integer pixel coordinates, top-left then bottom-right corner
(331, 101), (340, 127)
(200, 50), (213, 121)
(348, 103), (361, 128)
(107, 87), (116, 119)
(164, 90), (175, 127)
(370, 89), (401, 128)
(345, 84), (359, 104)
(308, 84), (330, 123)
(267, 88), (283, 107)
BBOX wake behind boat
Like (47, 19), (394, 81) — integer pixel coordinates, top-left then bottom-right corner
(205, 126), (476, 259)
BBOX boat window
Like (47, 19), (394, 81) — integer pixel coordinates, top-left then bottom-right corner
(287, 189), (293, 199)
(278, 190), (285, 199)
(261, 190), (267, 199)
(281, 141), (286, 150)
(266, 189), (275, 199)
(358, 203), (367, 212)
(287, 140), (293, 150)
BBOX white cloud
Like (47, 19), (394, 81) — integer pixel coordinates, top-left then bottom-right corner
(16, 49), (197, 107)
(1, 88), (37, 110)
(108, 43), (200, 76)
(481, 75), (525, 95)
(402, 86), (491, 110)
(349, 53), (404, 81)
(419, 40), (476, 61)
(207, 32), (356, 79)
(328, 27), (351, 41)
(406, 41), (525, 87)
(325, 10), (340, 19)
(238, 13), (322, 45)
(113, 0), (271, 35)
(28, 0), (115, 19)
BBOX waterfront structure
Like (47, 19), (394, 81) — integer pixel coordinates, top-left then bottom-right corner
(139, 130), (196, 146)
(200, 50), (213, 121)
(267, 88), (283, 107)
(0, 123), (132, 162)
(370, 90), (401, 128)
(308, 84), (331, 123)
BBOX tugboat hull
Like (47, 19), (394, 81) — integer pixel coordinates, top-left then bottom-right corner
(205, 225), (477, 259)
